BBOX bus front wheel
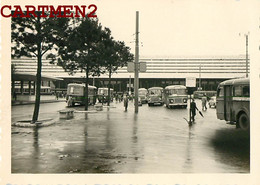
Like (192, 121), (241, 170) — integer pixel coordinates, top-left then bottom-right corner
(238, 113), (250, 130)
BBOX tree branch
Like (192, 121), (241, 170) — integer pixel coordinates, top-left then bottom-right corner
(14, 39), (38, 57)
(41, 46), (52, 56)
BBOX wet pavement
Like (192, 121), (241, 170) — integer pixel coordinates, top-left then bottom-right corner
(11, 100), (250, 173)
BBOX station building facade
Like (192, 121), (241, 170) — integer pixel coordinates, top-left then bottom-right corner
(12, 55), (250, 95)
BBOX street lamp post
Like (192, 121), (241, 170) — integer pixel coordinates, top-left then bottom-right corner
(240, 33), (249, 78)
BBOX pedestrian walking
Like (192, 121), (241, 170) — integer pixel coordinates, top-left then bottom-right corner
(13, 91), (17, 101)
(123, 94), (129, 111)
(93, 95), (97, 105)
(67, 96), (73, 107)
(102, 93), (105, 105)
(115, 93), (118, 102)
(56, 92), (59, 100)
(201, 94), (207, 111)
(190, 98), (199, 122)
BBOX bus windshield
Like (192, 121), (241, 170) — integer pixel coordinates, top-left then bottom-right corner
(139, 90), (147, 95)
(149, 89), (162, 95)
(98, 89), (108, 95)
(168, 89), (186, 95)
(68, 86), (83, 95)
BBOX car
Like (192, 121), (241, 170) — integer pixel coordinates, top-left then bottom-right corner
(208, 96), (216, 108)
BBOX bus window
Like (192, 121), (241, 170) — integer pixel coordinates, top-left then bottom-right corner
(70, 87), (74, 94)
(233, 86), (242, 97)
(242, 86), (249, 97)
(217, 87), (224, 97)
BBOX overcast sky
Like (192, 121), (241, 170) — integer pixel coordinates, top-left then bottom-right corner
(95, 0), (256, 57)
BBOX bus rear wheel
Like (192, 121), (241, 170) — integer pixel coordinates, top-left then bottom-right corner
(238, 113), (249, 130)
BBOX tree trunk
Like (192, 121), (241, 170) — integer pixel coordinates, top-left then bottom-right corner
(32, 52), (42, 123)
(32, 17), (42, 123)
(107, 69), (112, 106)
(85, 67), (89, 111)
(11, 64), (15, 99)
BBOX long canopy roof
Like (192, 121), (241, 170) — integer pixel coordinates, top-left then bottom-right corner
(12, 56), (250, 80)
(13, 72), (63, 81)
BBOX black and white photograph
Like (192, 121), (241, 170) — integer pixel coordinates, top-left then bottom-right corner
(1, 0), (260, 184)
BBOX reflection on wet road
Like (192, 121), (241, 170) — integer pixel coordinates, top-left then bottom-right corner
(11, 101), (250, 173)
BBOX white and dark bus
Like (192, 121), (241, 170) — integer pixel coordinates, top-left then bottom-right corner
(66, 83), (97, 106)
(97, 88), (114, 103)
(216, 78), (250, 130)
(147, 87), (164, 106)
(163, 85), (188, 108)
(138, 88), (148, 103)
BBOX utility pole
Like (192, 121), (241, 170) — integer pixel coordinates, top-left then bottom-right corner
(240, 32), (249, 78)
(199, 64), (201, 90)
(93, 76), (95, 86)
(129, 75), (131, 94)
(245, 34), (248, 78)
(134, 11), (139, 113)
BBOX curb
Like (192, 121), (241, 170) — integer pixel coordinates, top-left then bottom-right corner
(103, 105), (116, 108)
(12, 118), (56, 127)
(12, 100), (66, 106)
(74, 110), (98, 113)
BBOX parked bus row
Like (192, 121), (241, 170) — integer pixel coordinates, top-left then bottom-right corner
(66, 83), (218, 109)
(66, 84), (208, 109)
(66, 83), (188, 109)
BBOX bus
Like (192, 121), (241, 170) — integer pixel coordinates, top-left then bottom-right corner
(97, 88), (114, 103)
(66, 83), (97, 107)
(216, 78), (250, 130)
(138, 88), (148, 103)
(163, 85), (188, 108)
(147, 87), (164, 106)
